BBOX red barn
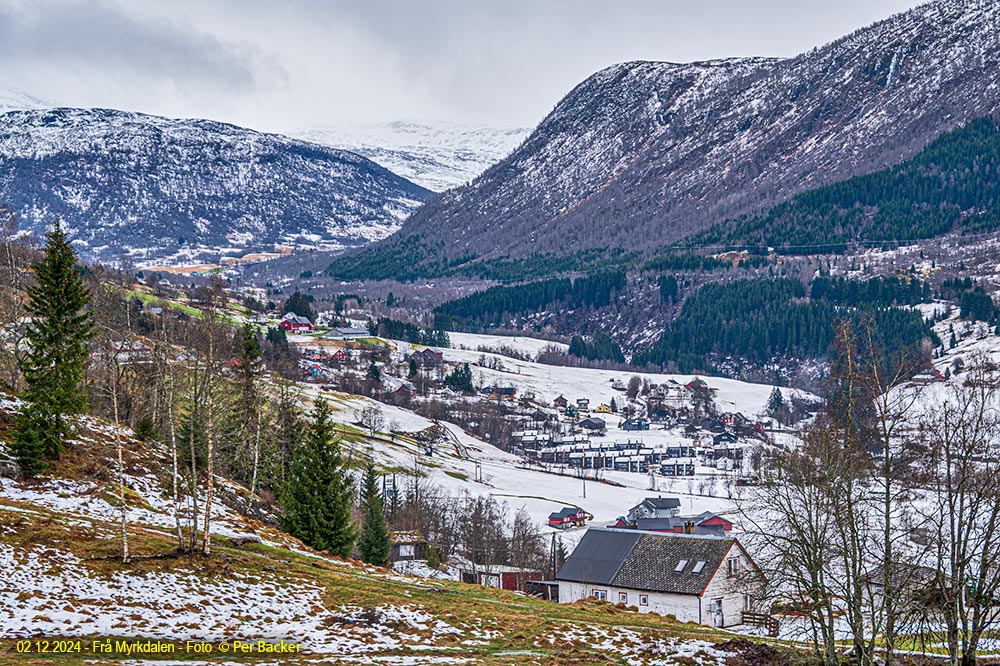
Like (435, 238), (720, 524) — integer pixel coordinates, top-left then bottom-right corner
(280, 313), (314, 333)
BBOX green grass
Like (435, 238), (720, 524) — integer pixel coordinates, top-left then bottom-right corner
(0, 499), (741, 665)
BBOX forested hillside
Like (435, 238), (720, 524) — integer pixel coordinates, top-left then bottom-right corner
(633, 277), (938, 374)
(698, 117), (1000, 252)
(433, 271), (626, 330)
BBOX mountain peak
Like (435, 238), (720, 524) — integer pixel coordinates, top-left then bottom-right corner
(351, 0), (1000, 272)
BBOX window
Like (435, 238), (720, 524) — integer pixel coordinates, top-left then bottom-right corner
(674, 559), (688, 572)
(743, 594), (753, 611)
(593, 589), (607, 601)
(639, 594), (649, 606)
(692, 560), (706, 574)
(619, 592), (628, 604)
(726, 557), (740, 577)
(399, 544), (415, 558)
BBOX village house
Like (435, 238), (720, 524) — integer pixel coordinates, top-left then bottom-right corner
(621, 417), (650, 431)
(626, 497), (681, 522)
(484, 386), (517, 401)
(548, 506), (590, 529)
(389, 531), (428, 562)
(324, 326), (369, 341)
(280, 313), (314, 333)
(912, 368), (946, 384)
(553, 395), (568, 408)
(578, 417), (606, 435)
(556, 528), (766, 627)
(614, 512), (733, 537)
(409, 347), (444, 367)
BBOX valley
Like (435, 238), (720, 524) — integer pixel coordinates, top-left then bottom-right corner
(6, 0), (1000, 664)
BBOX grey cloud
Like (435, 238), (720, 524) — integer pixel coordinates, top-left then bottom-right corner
(0, 0), (283, 96)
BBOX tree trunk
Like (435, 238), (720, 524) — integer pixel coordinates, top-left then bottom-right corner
(168, 378), (183, 550)
(202, 336), (215, 556)
(249, 418), (261, 499)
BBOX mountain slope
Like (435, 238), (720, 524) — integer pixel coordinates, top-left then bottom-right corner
(0, 108), (432, 264)
(348, 0), (1000, 273)
(292, 121), (530, 192)
(697, 115), (1000, 251)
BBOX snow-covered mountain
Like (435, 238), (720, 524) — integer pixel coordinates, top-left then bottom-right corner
(0, 107), (432, 264)
(292, 121), (530, 192)
(369, 0), (1000, 267)
(0, 87), (49, 114)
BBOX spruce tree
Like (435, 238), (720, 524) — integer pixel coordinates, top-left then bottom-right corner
(357, 462), (391, 566)
(766, 387), (785, 414)
(15, 222), (94, 472)
(280, 399), (355, 557)
(10, 406), (50, 476)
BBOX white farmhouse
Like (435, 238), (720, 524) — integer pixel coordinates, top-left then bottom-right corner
(556, 528), (765, 627)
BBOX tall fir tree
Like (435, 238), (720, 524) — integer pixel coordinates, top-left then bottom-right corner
(766, 387), (785, 414)
(357, 462), (391, 566)
(280, 399), (356, 557)
(15, 222), (94, 474)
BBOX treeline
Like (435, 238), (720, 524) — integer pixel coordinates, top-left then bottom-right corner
(644, 252), (768, 272)
(696, 116), (1000, 252)
(568, 331), (625, 363)
(326, 234), (634, 283)
(633, 277), (938, 373)
(368, 317), (450, 347)
(940, 277), (999, 323)
(433, 270), (626, 330)
(811, 275), (932, 307)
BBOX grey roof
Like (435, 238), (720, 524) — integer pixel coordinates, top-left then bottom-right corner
(549, 506), (584, 519)
(632, 519), (727, 537)
(327, 327), (368, 336)
(556, 529), (642, 585)
(643, 497), (681, 510)
(557, 528), (738, 595)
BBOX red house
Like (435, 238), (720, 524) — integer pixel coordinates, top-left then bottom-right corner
(410, 348), (444, 367)
(280, 313), (314, 333)
(548, 506), (589, 529)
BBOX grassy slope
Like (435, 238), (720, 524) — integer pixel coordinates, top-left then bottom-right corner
(0, 496), (741, 666)
(0, 415), (747, 666)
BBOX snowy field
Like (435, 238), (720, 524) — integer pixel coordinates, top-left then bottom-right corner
(448, 331), (568, 356)
(308, 402), (749, 549)
(282, 331), (823, 543)
(438, 340), (810, 418)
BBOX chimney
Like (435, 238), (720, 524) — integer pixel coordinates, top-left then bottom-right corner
(684, 520), (695, 535)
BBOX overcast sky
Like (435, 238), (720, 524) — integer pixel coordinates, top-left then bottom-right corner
(0, 0), (926, 133)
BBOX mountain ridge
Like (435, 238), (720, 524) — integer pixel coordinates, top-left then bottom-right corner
(342, 0), (1000, 273)
(0, 106), (432, 264)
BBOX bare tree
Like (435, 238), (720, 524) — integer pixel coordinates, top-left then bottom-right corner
(917, 358), (1000, 666)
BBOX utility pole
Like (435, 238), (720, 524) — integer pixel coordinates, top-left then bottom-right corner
(550, 532), (557, 580)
